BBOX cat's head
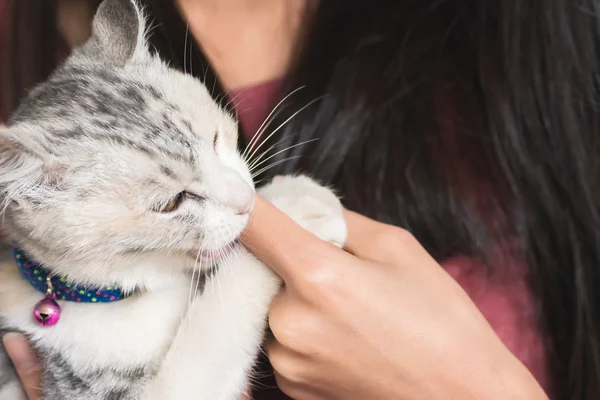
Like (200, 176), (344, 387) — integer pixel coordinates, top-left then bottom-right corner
(0, 0), (255, 290)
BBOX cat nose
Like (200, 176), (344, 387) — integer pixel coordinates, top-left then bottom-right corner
(215, 168), (255, 215)
(232, 182), (254, 215)
(237, 190), (255, 215)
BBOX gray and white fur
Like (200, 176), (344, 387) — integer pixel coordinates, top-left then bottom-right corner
(0, 0), (347, 398)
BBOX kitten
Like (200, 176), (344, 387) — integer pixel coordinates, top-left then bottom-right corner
(0, 0), (346, 399)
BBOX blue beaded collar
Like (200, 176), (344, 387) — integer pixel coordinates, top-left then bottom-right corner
(13, 247), (126, 303)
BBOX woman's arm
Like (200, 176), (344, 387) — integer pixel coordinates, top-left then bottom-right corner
(443, 256), (549, 393)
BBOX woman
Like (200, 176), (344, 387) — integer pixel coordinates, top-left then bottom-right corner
(2, 0), (599, 398)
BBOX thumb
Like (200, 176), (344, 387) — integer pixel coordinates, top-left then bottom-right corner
(3, 333), (42, 400)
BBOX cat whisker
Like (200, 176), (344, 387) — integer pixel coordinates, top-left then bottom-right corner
(246, 137), (294, 171)
(251, 157), (303, 179)
(227, 241), (240, 279)
(220, 258), (235, 289)
(183, 21), (190, 75)
(252, 177), (270, 187)
(247, 366), (277, 390)
(238, 214), (262, 254)
(202, 59), (209, 85)
(238, 237), (260, 254)
(223, 91), (247, 116)
(249, 138), (319, 173)
(245, 96), (324, 166)
(188, 243), (205, 325)
(211, 250), (226, 312)
(211, 73), (218, 100)
(188, 30), (195, 78)
(242, 107), (284, 164)
(190, 250), (202, 296)
(241, 94), (287, 161)
(187, 268), (196, 324)
(241, 86), (305, 161)
(223, 235), (239, 283)
(234, 105), (256, 120)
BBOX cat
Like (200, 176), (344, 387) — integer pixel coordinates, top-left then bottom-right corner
(0, 0), (347, 399)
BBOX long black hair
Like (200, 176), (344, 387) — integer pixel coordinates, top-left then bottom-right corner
(265, 1), (600, 399)
(2, 0), (62, 121)
(4, 1), (600, 399)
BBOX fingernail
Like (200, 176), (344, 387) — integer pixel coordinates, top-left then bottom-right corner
(3, 333), (39, 373)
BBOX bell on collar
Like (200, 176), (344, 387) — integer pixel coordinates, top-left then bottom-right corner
(33, 277), (61, 326)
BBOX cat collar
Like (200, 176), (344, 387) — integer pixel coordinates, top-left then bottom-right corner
(13, 247), (128, 326)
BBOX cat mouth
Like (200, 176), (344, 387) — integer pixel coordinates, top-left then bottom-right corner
(187, 244), (236, 265)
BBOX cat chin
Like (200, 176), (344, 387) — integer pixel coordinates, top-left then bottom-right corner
(186, 243), (236, 266)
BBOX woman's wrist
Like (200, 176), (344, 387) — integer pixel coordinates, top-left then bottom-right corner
(457, 345), (549, 400)
(404, 324), (549, 400)
(498, 358), (549, 400)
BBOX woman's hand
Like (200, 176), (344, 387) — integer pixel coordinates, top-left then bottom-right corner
(3, 333), (41, 400)
(243, 197), (549, 400)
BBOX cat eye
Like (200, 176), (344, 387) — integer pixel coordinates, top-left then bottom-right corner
(213, 131), (219, 151)
(156, 193), (184, 213)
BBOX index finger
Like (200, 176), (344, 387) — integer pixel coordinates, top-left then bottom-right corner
(241, 195), (337, 282)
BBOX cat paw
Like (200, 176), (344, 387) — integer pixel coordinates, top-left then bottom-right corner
(258, 175), (347, 247)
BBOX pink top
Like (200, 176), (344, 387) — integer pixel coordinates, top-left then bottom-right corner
(228, 81), (550, 394)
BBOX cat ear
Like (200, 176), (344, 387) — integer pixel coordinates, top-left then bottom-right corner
(0, 129), (44, 184)
(0, 128), (46, 201)
(79, 0), (149, 65)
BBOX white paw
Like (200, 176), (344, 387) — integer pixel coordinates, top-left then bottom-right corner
(258, 175), (347, 248)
